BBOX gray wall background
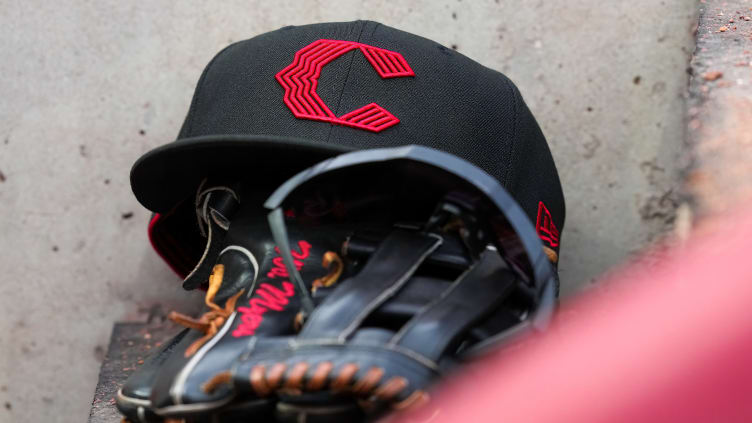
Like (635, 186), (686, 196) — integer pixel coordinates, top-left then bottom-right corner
(0, 1), (697, 421)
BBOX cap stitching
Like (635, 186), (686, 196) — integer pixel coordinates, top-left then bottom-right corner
(324, 21), (370, 144)
(500, 76), (520, 187)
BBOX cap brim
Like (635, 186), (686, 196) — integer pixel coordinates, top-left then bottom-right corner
(130, 134), (351, 213)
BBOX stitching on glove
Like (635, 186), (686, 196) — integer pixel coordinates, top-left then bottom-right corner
(352, 367), (384, 394)
(331, 363), (359, 391)
(266, 363), (288, 391)
(394, 390), (431, 410)
(373, 376), (408, 401)
(282, 362), (309, 393)
(201, 371), (232, 394)
(306, 361), (334, 391)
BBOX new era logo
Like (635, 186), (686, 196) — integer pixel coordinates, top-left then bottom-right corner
(536, 202), (559, 248)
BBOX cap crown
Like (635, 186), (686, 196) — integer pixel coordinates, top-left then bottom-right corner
(170, 21), (565, 247)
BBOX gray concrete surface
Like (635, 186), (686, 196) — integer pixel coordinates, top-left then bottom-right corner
(0, 1), (698, 422)
(685, 0), (752, 216)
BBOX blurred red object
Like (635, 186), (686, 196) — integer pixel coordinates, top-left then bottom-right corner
(396, 208), (752, 423)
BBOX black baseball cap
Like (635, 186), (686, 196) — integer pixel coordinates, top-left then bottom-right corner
(131, 20), (565, 258)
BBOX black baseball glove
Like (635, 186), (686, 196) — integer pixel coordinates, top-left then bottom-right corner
(119, 145), (558, 423)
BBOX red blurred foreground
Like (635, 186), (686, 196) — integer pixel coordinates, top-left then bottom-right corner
(396, 207), (752, 423)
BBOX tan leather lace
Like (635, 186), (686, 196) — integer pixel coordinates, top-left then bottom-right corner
(168, 264), (244, 358)
(169, 252), (344, 357)
(542, 246), (558, 263)
(311, 252), (344, 292)
(294, 252), (344, 330)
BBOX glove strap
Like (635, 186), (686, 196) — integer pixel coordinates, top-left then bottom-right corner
(298, 230), (442, 341)
(389, 249), (515, 360)
(182, 183), (240, 290)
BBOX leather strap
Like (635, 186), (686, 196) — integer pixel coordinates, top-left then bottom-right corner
(344, 232), (470, 270)
(299, 231), (442, 341)
(182, 188), (240, 290)
(391, 250), (516, 360)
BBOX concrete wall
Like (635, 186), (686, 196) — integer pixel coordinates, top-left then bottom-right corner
(686, 0), (752, 216)
(0, 1), (698, 421)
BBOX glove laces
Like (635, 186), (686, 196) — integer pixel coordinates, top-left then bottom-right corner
(168, 264), (244, 358)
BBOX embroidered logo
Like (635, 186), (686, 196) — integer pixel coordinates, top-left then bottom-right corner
(267, 241), (312, 279)
(536, 202), (560, 248)
(276, 39), (414, 132)
(233, 240), (311, 337)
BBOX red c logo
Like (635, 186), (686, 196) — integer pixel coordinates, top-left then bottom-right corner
(276, 39), (414, 133)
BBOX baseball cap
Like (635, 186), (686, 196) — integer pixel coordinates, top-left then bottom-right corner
(132, 20), (565, 272)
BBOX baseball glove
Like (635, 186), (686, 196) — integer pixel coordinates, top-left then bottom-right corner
(118, 179), (361, 422)
(118, 145), (558, 422)
(200, 145), (558, 422)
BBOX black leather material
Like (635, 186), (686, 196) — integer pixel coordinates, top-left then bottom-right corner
(149, 211), (357, 418)
(146, 195), (270, 416)
(182, 188), (241, 290)
(233, 338), (441, 399)
(144, 329), (210, 415)
(120, 329), (190, 400)
(123, 145), (560, 422)
(115, 329), (189, 422)
(393, 251), (516, 360)
(216, 229), (530, 422)
(372, 276), (454, 320)
(275, 400), (364, 423)
(213, 398), (276, 422)
(149, 245), (267, 414)
(299, 231), (442, 341)
(345, 231), (471, 271)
